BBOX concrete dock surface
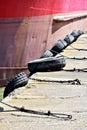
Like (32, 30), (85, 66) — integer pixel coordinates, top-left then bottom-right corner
(0, 33), (87, 130)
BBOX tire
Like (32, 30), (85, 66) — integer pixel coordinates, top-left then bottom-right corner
(64, 34), (75, 45)
(71, 30), (80, 39)
(3, 84), (13, 99)
(51, 39), (67, 56)
(28, 56), (66, 73)
(71, 30), (84, 40)
(78, 30), (84, 35)
(40, 50), (53, 58)
(3, 72), (28, 98)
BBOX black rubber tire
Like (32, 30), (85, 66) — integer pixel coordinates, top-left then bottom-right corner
(28, 56), (66, 73)
(71, 30), (80, 39)
(3, 72), (28, 98)
(71, 30), (84, 40)
(78, 30), (84, 35)
(40, 50), (53, 58)
(3, 84), (13, 99)
(51, 39), (67, 56)
(64, 34), (75, 45)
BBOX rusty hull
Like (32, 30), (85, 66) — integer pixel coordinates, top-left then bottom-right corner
(0, 12), (87, 86)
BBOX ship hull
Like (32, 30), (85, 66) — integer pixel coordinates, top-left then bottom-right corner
(0, 0), (87, 86)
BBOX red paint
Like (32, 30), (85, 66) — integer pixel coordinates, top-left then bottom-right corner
(0, 0), (87, 18)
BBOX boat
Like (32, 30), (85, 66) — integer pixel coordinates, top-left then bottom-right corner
(0, 0), (87, 86)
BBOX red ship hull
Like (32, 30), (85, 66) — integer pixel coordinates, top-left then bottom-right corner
(0, 0), (87, 86)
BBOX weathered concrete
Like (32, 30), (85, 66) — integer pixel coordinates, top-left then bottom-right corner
(0, 33), (87, 130)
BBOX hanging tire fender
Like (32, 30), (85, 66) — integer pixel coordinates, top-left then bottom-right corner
(3, 72), (28, 98)
(40, 50), (53, 58)
(64, 34), (75, 45)
(51, 39), (67, 55)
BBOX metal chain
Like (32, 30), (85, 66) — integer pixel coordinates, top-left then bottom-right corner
(0, 101), (72, 120)
(64, 68), (87, 72)
(51, 50), (87, 60)
(66, 57), (87, 60)
(70, 45), (87, 51)
(56, 54), (87, 60)
(29, 77), (81, 85)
